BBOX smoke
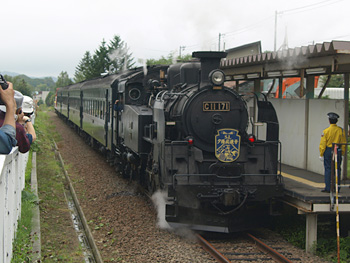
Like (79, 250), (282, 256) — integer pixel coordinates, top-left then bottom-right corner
(108, 45), (129, 72)
(151, 190), (172, 230)
(137, 58), (148, 76)
(171, 50), (177, 65)
(151, 190), (197, 241)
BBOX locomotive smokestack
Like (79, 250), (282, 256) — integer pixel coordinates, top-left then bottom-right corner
(192, 51), (227, 88)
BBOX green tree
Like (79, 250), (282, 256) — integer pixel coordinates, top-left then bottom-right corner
(45, 91), (55, 106)
(107, 35), (135, 72)
(56, 71), (73, 88)
(36, 83), (49, 92)
(147, 53), (192, 66)
(4, 75), (33, 96)
(320, 74), (344, 87)
(74, 35), (135, 82)
(92, 40), (109, 76)
(74, 51), (94, 82)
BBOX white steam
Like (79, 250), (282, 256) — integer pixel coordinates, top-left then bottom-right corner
(108, 45), (129, 72)
(151, 190), (172, 230)
(137, 58), (148, 76)
(151, 190), (197, 241)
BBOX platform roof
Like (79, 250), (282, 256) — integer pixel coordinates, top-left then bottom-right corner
(221, 41), (350, 80)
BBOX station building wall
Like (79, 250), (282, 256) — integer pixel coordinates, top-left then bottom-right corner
(268, 99), (346, 175)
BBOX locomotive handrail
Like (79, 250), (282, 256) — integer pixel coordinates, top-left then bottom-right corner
(160, 91), (169, 101)
(155, 90), (167, 101)
(148, 94), (154, 107)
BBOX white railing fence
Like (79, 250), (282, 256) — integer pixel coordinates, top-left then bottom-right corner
(0, 148), (28, 263)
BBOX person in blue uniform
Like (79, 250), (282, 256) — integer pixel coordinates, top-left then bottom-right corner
(319, 112), (347, 193)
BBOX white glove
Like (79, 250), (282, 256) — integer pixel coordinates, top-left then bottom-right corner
(319, 156), (324, 162)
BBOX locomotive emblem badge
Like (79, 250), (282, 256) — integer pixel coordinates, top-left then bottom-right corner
(215, 129), (240, 162)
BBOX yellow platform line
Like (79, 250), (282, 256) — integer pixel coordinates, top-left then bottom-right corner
(281, 172), (324, 188)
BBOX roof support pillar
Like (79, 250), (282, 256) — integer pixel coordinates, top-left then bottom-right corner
(305, 213), (318, 253)
(306, 76), (315, 99)
(278, 77), (283, 99)
(300, 70), (305, 98)
(344, 73), (349, 180)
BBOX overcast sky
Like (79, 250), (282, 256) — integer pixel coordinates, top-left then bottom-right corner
(1, 0), (349, 78)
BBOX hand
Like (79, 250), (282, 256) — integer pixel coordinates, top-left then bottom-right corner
(319, 156), (324, 162)
(0, 82), (15, 110)
(16, 109), (28, 125)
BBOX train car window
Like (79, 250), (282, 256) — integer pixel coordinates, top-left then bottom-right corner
(104, 101), (107, 120)
(118, 81), (126, 93)
(103, 101), (105, 120)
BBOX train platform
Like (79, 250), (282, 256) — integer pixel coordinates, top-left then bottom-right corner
(279, 164), (350, 252)
(281, 164), (350, 210)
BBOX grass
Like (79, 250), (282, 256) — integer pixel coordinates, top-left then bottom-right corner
(11, 151), (38, 263)
(35, 107), (84, 262)
(11, 106), (84, 262)
(269, 205), (350, 263)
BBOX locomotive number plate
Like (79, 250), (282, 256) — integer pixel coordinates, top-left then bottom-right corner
(203, 101), (230, 111)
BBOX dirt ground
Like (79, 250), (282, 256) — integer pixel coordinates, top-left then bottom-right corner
(44, 111), (214, 262)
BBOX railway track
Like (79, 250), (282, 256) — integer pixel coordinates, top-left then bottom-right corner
(54, 141), (102, 263)
(197, 232), (300, 263)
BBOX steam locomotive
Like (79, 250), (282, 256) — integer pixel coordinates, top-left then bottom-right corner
(55, 51), (284, 233)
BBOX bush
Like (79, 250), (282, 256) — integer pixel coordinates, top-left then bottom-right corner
(45, 91), (55, 106)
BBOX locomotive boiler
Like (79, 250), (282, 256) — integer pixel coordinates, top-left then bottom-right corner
(55, 51), (284, 233)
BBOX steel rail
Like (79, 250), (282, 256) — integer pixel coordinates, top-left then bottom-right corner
(246, 233), (294, 263)
(54, 141), (103, 263)
(196, 234), (231, 263)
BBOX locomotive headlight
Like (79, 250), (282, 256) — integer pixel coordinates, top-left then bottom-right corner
(209, 70), (225, 86)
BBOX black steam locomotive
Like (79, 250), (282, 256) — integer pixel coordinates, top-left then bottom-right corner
(55, 52), (284, 232)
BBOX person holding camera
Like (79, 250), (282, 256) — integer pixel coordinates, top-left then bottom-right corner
(22, 95), (35, 124)
(0, 89), (31, 153)
(16, 101), (36, 143)
(0, 81), (17, 154)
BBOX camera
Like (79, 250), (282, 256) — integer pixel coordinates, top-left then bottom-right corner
(0, 75), (8, 90)
(0, 75), (9, 105)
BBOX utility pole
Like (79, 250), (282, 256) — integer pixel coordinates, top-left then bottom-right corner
(274, 10), (283, 52)
(179, 46), (186, 58)
(218, 33), (225, 51)
(274, 11), (277, 52)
